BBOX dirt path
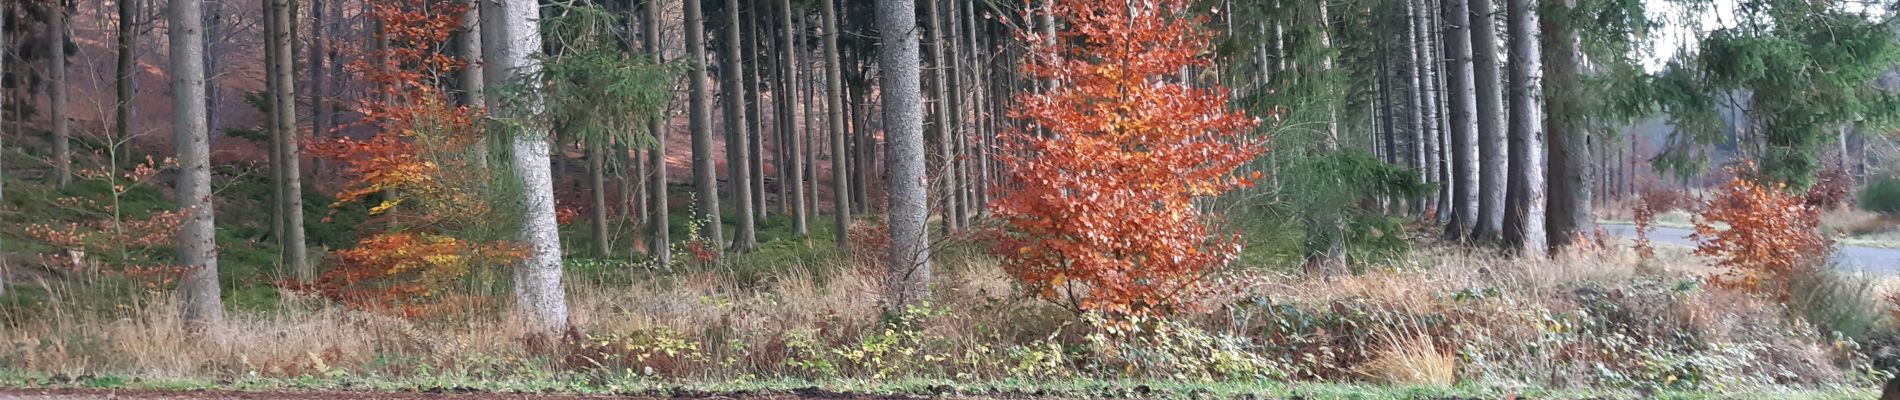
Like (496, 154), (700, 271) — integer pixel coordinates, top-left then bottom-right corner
(1603, 224), (1900, 274)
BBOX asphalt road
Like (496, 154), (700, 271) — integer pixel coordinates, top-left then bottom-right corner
(1603, 224), (1900, 275)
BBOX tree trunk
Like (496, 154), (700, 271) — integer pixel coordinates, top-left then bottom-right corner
(743, 2), (768, 222)
(1542, 0), (1591, 251)
(171, 0), (225, 328)
(50, 1), (71, 189)
(821, 0), (850, 246)
(644, 0), (670, 266)
(266, 0), (285, 250)
(684, 0), (722, 246)
(590, 143), (612, 257)
(1501, 0), (1547, 255)
(1469, 0), (1506, 241)
(723, 0), (759, 252)
(203, 4), (221, 139)
(459, 0), (485, 165)
(269, 0), (310, 282)
(116, 0), (139, 168)
(1440, 0), (1479, 241)
(923, 0), (955, 235)
(877, 0), (931, 311)
(802, 13), (820, 228)
(483, 0), (570, 336)
(1409, 0), (1443, 220)
(1404, 0), (1429, 215)
(942, 0), (968, 230)
(779, 0), (807, 237)
(311, 0), (331, 177)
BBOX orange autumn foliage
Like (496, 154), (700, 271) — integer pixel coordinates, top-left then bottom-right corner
(301, 0), (514, 312)
(989, 0), (1265, 316)
(1690, 169), (1834, 300)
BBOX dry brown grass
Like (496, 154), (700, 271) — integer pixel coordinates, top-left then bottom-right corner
(0, 243), (1876, 391)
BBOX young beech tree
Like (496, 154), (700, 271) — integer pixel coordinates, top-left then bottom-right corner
(992, 0), (1263, 316)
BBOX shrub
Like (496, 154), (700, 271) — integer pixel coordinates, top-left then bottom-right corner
(1690, 174), (1833, 300)
(1805, 168), (1853, 209)
(991, 0), (1263, 316)
(1638, 184), (1696, 214)
(1861, 178), (1900, 216)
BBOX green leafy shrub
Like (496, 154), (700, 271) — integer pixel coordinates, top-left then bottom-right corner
(1860, 178), (1900, 216)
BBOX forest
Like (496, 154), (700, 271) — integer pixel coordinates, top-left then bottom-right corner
(0, 0), (1898, 398)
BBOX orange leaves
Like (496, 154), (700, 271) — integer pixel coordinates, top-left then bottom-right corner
(304, 232), (524, 311)
(990, 0), (1263, 317)
(1689, 169), (1833, 300)
(300, 0), (513, 314)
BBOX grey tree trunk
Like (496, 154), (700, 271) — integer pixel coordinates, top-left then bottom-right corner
(202, 4), (221, 140)
(483, 0), (570, 335)
(1409, 0), (1443, 219)
(644, 0), (671, 266)
(941, 0), (967, 230)
(779, 0), (807, 237)
(1542, 0), (1592, 251)
(590, 144), (612, 257)
(1502, 0), (1547, 254)
(878, 0), (931, 310)
(802, 13), (820, 228)
(724, 0), (759, 252)
(1470, 0), (1507, 241)
(50, 1), (71, 189)
(1403, 0), (1428, 210)
(2, 5), (9, 297)
(171, 0), (225, 328)
(821, 0), (851, 246)
(265, 0), (286, 250)
(268, 0), (310, 282)
(116, 0), (138, 168)
(924, 0), (955, 235)
(684, 0), (723, 246)
(459, 0), (486, 166)
(742, 3), (767, 222)
(1440, 0), (1479, 241)
(311, 0), (331, 177)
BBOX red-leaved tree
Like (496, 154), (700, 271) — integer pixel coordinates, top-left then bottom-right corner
(990, 0), (1265, 316)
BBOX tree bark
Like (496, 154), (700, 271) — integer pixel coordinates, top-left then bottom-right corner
(684, 0), (723, 246)
(743, 2), (768, 222)
(268, 0), (310, 281)
(115, 0), (139, 168)
(590, 143), (612, 257)
(821, 0), (850, 246)
(1470, 0), (1507, 241)
(942, 0), (968, 230)
(458, 0), (485, 165)
(645, 0), (671, 266)
(779, 0), (807, 237)
(878, 0), (931, 311)
(1409, 0), (1443, 220)
(1440, 0), (1479, 241)
(1542, 0), (1592, 251)
(50, 1), (71, 189)
(1502, 0), (1547, 254)
(311, 0), (331, 177)
(483, 0), (570, 335)
(171, 0), (225, 328)
(723, 0), (759, 252)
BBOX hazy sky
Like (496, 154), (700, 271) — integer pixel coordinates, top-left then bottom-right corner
(1641, 0), (1895, 72)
